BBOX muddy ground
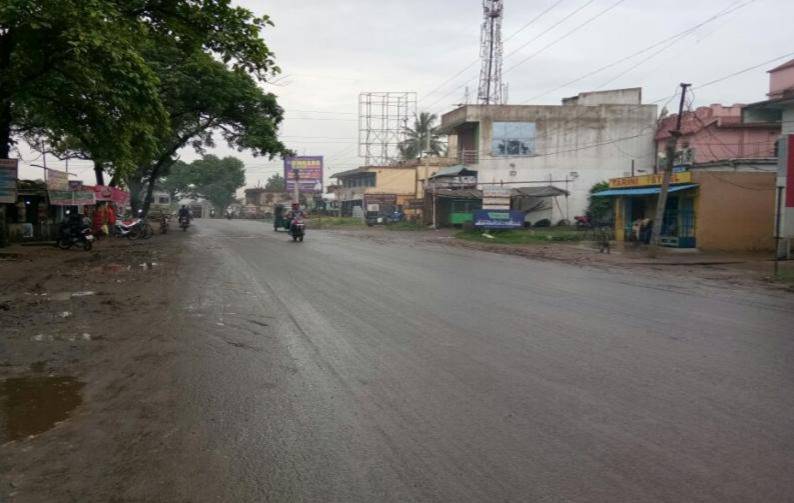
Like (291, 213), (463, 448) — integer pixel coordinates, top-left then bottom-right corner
(0, 234), (186, 502)
(1, 224), (792, 502)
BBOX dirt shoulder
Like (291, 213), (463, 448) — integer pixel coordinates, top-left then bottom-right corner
(0, 234), (188, 502)
(319, 226), (794, 293)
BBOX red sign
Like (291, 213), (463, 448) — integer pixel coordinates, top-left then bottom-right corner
(91, 185), (130, 205)
(787, 135), (794, 208)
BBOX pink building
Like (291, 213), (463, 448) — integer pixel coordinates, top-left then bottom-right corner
(656, 104), (780, 165)
(767, 59), (794, 100)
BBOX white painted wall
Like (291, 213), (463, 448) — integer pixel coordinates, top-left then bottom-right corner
(468, 104), (658, 223)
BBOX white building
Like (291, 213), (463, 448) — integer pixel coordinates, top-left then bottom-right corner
(440, 88), (658, 223)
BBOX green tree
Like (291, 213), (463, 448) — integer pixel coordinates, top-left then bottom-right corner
(398, 112), (446, 160)
(179, 155), (246, 213)
(1, 0), (165, 177)
(586, 181), (613, 223)
(157, 161), (194, 199)
(264, 173), (285, 191)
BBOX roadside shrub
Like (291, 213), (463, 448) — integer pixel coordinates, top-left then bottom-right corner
(534, 219), (551, 228)
(555, 219), (570, 227)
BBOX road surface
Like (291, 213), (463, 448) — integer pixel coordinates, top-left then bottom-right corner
(162, 219), (794, 502)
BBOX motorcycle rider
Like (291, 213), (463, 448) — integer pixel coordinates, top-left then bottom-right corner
(178, 205), (190, 224)
(285, 203), (305, 235)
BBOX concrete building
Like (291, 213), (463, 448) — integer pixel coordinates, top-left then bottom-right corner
(656, 104), (779, 165)
(743, 58), (794, 258)
(330, 158), (457, 218)
(596, 160), (778, 252)
(331, 165), (417, 217)
(440, 88), (657, 224)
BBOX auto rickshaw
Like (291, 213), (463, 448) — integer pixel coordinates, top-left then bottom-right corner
(273, 204), (291, 231)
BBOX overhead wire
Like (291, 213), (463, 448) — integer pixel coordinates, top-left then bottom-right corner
(419, 0), (568, 103)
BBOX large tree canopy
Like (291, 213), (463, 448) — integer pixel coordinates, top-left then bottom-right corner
(0, 0), (164, 165)
(2, 0), (286, 197)
(161, 155), (245, 213)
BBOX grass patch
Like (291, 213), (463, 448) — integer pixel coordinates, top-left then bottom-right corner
(456, 228), (582, 245)
(385, 220), (427, 231)
(775, 267), (794, 286)
(305, 216), (365, 229)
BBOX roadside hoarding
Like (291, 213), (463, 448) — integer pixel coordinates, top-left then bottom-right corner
(48, 190), (96, 206)
(0, 159), (18, 203)
(609, 172), (692, 189)
(364, 194), (397, 214)
(473, 210), (525, 229)
(482, 186), (511, 210)
(91, 185), (130, 205)
(45, 168), (69, 191)
(284, 156), (323, 193)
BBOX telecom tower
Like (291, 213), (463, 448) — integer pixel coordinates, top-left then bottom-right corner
(477, 0), (504, 105)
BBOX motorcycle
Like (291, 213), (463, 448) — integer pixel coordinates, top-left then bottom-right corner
(179, 216), (190, 231)
(57, 224), (94, 251)
(114, 218), (145, 239)
(289, 217), (305, 242)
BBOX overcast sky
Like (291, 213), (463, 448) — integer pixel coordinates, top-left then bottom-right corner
(16, 0), (794, 185)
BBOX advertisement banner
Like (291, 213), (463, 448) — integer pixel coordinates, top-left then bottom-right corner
(45, 168), (69, 191)
(0, 158), (18, 203)
(284, 156), (323, 193)
(473, 210), (525, 229)
(609, 172), (692, 189)
(90, 185), (130, 205)
(48, 190), (96, 206)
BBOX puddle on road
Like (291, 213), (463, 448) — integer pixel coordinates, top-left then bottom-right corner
(0, 376), (84, 442)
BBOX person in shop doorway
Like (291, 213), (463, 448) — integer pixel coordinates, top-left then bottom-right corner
(107, 204), (117, 235)
(93, 203), (109, 239)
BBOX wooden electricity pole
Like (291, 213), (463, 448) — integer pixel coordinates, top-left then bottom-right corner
(650, 83), (690, 255)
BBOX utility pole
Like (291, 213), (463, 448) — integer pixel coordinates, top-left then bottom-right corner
(293, 170), (300, 205)
(650, 83), (690, 255)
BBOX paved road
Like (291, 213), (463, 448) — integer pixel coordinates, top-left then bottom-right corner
(168, 219), (794, 502)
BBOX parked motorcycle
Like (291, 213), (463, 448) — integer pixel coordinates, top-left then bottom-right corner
(179, 216), (190, 231)
(56, 224), (94, 251)
(290, 217), (305, 242)
(114, 218), (145, 239)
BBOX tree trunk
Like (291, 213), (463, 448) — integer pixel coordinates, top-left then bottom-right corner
(0, 31), (14, 159)
(127, 177), (143, 214)
(94, 161), (105, 185)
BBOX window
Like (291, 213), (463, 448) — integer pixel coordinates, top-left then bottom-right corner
(492, 122), (536, 156)
(158, 196), (170, 204)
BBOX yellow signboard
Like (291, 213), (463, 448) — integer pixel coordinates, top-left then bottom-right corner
(609, 172), (692, 189)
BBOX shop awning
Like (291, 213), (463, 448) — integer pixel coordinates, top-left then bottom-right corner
(593, 184), (699, 197)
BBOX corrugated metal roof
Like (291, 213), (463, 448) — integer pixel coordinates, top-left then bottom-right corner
(593, 184), (699, 197)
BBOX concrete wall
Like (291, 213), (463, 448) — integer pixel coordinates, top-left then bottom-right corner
(657, 105), (779, 164)
(444, 102), (657, 223)
(562, 88), (642, 106)
(336, 167), (416, 203)
(693, 170), (776, 252)
(769, 63), (794, 98)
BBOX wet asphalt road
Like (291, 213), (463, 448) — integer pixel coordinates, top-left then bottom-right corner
(170, 219), (794, 502)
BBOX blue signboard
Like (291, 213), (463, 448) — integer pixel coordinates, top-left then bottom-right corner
(473, 210), (525, 229)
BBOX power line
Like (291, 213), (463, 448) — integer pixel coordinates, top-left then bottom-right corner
(522, 0), (756, 104)
(503, 0), (629, 77)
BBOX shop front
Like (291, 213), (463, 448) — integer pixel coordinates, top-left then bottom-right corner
(595, 172), (699, 248)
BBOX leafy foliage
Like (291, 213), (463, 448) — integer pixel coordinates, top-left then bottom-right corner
(586, 182), (613, 224)
(264, 173), (286, 192)
(398, 112), (446, 160)
(177, 155), (246, 213)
